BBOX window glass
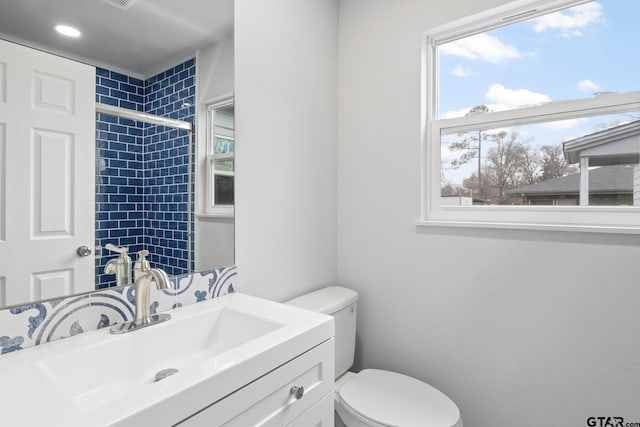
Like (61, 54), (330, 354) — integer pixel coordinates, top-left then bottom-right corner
(212, 105), (235, 154)
(215, 159), (234, 172)
(206, 100), (235, 212)
(440, 111), (640, 206)
(214, 175), (234, 205)
(437, 0), (640, 119)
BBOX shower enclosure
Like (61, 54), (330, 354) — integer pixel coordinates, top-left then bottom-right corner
(95, 103), (194, 289)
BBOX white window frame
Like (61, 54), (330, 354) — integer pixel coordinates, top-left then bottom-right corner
(204, 97), (234, 216)
(419, 0), (640, 234)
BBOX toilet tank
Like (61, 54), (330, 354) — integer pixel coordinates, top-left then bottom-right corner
(286, 286), (358, 378)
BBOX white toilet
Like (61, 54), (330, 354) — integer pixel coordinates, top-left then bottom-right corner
(286, 286), (462, 427)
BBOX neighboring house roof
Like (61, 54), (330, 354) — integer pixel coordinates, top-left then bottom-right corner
(563, 119), (640, 166)
(507, 165), (633, 196)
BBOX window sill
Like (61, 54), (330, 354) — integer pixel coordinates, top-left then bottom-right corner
(416, 219), (640, 235)
(197, 211), (234, 220)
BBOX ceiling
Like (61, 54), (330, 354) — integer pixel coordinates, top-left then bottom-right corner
(0, 0), (233, 78)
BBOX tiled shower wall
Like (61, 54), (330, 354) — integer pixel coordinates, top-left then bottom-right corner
(144, 59), (196, 276)
(95, 69), (145, 287)
(95, 60), (196, 287)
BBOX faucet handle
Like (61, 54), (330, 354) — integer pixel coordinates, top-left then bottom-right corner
(135, 250), (151, 272)
(105, 243), (129, 255)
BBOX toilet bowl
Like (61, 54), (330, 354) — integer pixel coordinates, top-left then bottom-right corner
(335, 369), (462, 427)
(286, 286), (462, 427)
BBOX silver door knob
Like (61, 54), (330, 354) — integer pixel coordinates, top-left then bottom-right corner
(77, 246), (92, 257)
(290, 385), (304, 400)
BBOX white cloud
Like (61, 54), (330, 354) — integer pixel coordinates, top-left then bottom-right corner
(451, 64), (476, 78)
(532, 2), (603, 36)
(439, 33), (522, 63)
(440, 84), (551, 119)
(484, 83), (551, 110)
(577, 79), (600, 92)
(440, 107), (474, 119)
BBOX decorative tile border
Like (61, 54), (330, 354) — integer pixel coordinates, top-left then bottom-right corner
(0, 265), (236, 356)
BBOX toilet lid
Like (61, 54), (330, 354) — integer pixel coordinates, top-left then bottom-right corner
(338, 369), (461, 427)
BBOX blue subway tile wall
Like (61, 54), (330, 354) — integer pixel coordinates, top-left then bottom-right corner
(143, 60), (196, 276)
(95, 59), (195, 286)
(96, 68), (145, 112)
(143, 126), (192, 275)
(95, 71), (146, 288)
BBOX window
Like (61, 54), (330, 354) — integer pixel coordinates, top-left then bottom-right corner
(422, 0), (640, 232)
(205, 99), (235, 215)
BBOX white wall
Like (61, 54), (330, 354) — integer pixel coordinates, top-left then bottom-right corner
(338, 1), (640, 426)
(195, 37), (235, 271)
(234, 0), (339, 300)
(197, 38), (234, 103)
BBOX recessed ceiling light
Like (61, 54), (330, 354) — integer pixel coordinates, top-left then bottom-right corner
(54, 24), (81, 38)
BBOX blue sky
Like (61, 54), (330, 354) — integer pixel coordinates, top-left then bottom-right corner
(437, 0), (640, 185)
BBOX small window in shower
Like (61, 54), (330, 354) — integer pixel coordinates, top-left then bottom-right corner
(206, 99), (235, 215)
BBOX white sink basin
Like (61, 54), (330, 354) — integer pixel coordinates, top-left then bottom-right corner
(0, 293), (333, 426)
(38, 306), (282, 411)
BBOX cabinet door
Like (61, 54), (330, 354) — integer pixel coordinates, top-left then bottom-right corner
(177, 338), (334, 427)
(287, 392), (334, 427)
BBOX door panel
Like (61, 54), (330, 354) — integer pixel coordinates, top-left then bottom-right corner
(32, 71), (76, 114)
(31, 129), (74, 237)
(31, 268), (74, 301)
(0, 38), (95, 307)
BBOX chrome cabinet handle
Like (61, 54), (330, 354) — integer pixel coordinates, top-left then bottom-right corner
(290, 385), (304, 400)
(77, 245), (92, 257)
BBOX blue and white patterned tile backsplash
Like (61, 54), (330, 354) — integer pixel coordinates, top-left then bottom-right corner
(0, 266), (236, 356)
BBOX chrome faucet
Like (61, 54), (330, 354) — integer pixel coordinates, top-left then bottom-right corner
(110, 260), (172, 334)
(133, 267), (171, 325)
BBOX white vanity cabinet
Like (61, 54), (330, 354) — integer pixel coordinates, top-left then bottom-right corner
(0, 294), (334, 427)
(287, 393), (334, 427)
(176, 338), (335, 426)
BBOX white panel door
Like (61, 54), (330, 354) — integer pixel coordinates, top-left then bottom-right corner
(0, 39), (95, 307)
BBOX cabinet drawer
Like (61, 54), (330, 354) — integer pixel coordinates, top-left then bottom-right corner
(177, 338), (334, 427)
(287, 392), (334, 427)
